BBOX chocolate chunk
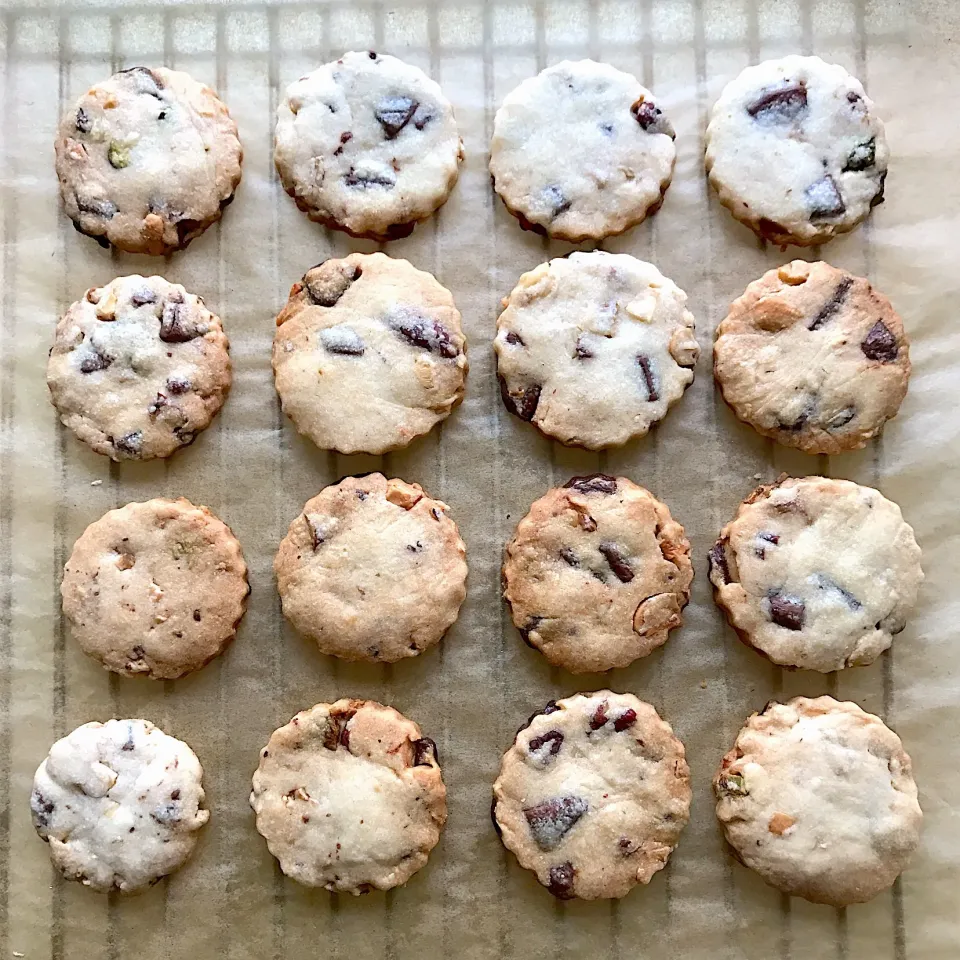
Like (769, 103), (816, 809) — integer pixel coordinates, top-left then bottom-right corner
(413, 113), (433, 130)
(589, 702), (609, 730)
(778, 399), (815, 432)
(76, 195), (117, 219)
(637, 354), (659, 402)
(523, 796), (588, 851)
(518, 616), (543, 648)
(320, 326), (365, 356)
(343, 168), (396, 189)
(333, 131), (353, 156)
(843, 138), (876, 172)
(166, 376), (191, 395)
(113, 431), (143, 458)
(547, 862), (576, 900)
(630, 98), (675, 138)
(150, 802), (181, 825)
(871, 171), (887, 207)
(746, 82), (808, 123)
(565, 474), (618, 495)
(618, 837), (638, 856)
(130, 288), (158, 307)
(768, 593), (805, 630)
(305, 515), (329, 550)
(542, 184), (572, 217)
(491, 796), (503, 838)
(574, 334), (594, 359)
(542, 701), (561, 715)
(709, 542), (731, 584)
(193, 609), (202, 622)
(861, 320), (898, 362)
(322, 710), (356, 751)
(175, 218), (205, 246)
(30, 790), (56, 828)
(120, 66), (165, 99)
(412, 737), (438, 766)
(80, 350), (112, 373)
(528, 730), (564, 760)
(159, 300), (201, 343)
(613, 709), (637, 732)
(559, 547), (580, 568)
(599, 542), (634, 583)
(754, 531), (779, 560)
(825, 406), (856, 430)
(389, 313), (458, 358)
(375, 96), (419, 138)
(813, 574), (862, 611)
(504, 331), (524, 346)
(805, 175), (846, 220)
(75, 107), (92, 133)
(305, 261), (361, 307)
(809, 276), (854, 330)
(499, 377), (541, 422)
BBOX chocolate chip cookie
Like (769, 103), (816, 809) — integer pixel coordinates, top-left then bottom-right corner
(495, 251), (699, 449)
(714, 260), (910, 454)
(705, 56), (887, 246)
(275, 51), (463, 240)
(275, 474), (467, 662)
(47, 275), (232, 462)
(273, 253), (468, 455)
(490, 60), (676, 241)
(55, 66), (242, 254)
(31, 718), (209, 894)
(493, 691), (691, 900)
(250, 699), (446, 893)
(715, 697), (922, 906)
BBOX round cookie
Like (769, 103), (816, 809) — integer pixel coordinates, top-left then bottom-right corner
(494, 251), (699, 449)
(31, 718), (209, 894)
(709, 476), (922, 673)
(275, 474), (467, 662)
(55, 66), (242, 254)
(275, 51), (463, 240)
(490, 60), (676, 241)
(504, 475), (693, 673)
(250, 699), (446, 893)
(273, 253), (468, 455)
(715, 697), (922, 906)
(493, 691), (691, 900)
(705, 56), (887, 246)
(47, 275), (232, 462)
(713, 260), (910, 455)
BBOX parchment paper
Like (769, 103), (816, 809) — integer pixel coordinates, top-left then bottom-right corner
(1, 1), (957, 957)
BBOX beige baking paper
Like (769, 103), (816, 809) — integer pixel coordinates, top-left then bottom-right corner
(1, 0), (957, 957)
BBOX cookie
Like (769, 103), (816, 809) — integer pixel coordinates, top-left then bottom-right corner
(31, 718), (209, 894)
(713, 261), (910, 455)
(55, 67), (242, 254)
(275, 474), (467, 662)
(709, 476), (922, 672)
(250, 699), (446, 893)
(47, 275), (232, 462)
(493, 691), (690, 900)
(494, 251), (699, 449)
(715, 697), (922, 906)
(504, 475), (693, 673)
(62, 498), (248, 680)
(275, 51), (463, 240)
(273, 253), (468, 455)
(490, 60), (676, 241)
(705, 56), (887, 246)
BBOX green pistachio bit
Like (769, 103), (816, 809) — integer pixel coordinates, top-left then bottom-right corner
(108, 142), (131, 169)
(719, 774), (747, 796)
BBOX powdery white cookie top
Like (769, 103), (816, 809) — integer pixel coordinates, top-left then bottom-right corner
(493, 691), (691, 900)
(490, 60), (676, 241)
(31, 719), (209, 893)
(705, 56), (888, 246)
(715, 697), (922, 906)
(495, 251), (699, 449)
(275, 51), (463, 239)
(250, 699), (447, 894)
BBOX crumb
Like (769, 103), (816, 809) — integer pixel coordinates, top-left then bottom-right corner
(753, 473), (762, 481)
(91, 479), (103, 486)
(699, 680), (707, 689)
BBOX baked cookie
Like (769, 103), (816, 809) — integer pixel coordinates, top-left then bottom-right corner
(275, 474), (467, 662)
(31, 718), (209, 894)
(275, 51), (463, 240)
(713, 260), (910, 455)
(504, 475), (693, 673)
(709, 476), (922, 673)
(47, 275), (232, 462)
(705, 56), (887, 246)
(55, 66), (242, 254)
(715, 697), (922, 906)
(493, 691), (690, 900)
(62, 498), (249, 680)
(250, 699), (446, 893)
(490, 60), (676, 241)
(494, 252), (699, 449)
(273, 253), (468, 455)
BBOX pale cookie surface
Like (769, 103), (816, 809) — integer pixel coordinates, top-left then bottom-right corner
(31, 719), (209, 893)
(250, 699), (446, 893)
(495, 252), (699, 449)
(273, 253), (468, 455)
(275, 474), (467, 662)
(715, 697), (922, 906)
(55, 67), (242, 254)
(705, 56), (887, 246)
(490, 60), (676, 241)
(493, 691), (691, 900)
(47, 275), (232, 462)
(504, 475), (693, 673)
(62, 498), (249, 680)
(275, 51), (463, 240)
(714, 260), (910, 455)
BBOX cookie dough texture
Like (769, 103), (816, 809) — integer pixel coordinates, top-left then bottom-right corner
(273, 253), (468, 455)
(504, 475), (693, 673)
(705, 56), (887, 246)
(275, 51), (463, 240)
(493, 691), (691, 900)
(47, 275), (232, 462)
(275, 474), (467, 662)
(715, 697), (922, 906)
(495, 252), (699, 449)
(31, 719), (209, 893)
(250, 699), (446, 893)
(55, 66), (242, 254)
(714, 260), (910, 455)
(62, 498), (249, 680)
(490, 60), (676, 241)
